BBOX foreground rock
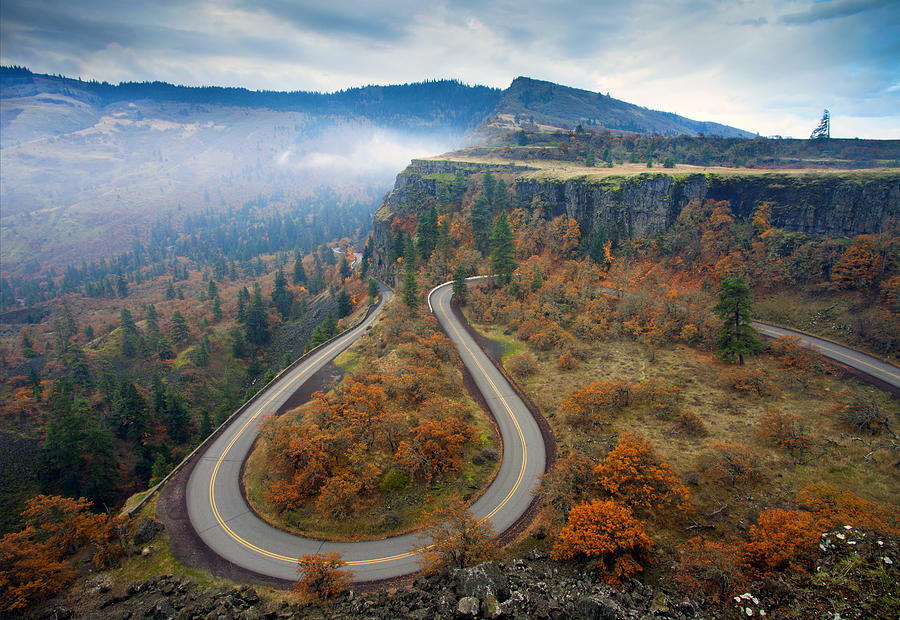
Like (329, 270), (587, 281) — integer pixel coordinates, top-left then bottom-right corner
(28, 554), (706, 620)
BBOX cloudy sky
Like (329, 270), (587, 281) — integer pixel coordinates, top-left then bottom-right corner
(1, 0), (897, 138)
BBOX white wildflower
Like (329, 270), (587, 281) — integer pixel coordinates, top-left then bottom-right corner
(746, 608), (753, 616)
(836, 533), (845, 540)
(844, 525), (852, 530)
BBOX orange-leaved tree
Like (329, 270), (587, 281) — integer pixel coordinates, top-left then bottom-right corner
(417, 497), (496, 574)
(294, 552), (354, 603)
(0, 495), (123, 613)
(595, 432), (690, 515)
(743, 508), (818, 574)
(561, 380), (634, 430)
(551, 499), (652, 585)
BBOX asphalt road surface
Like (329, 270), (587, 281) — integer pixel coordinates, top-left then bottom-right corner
(185, 281), (547, 582)
(752, 321), (899, 390)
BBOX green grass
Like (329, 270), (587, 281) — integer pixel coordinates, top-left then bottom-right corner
(471, 323), (524, 362)
(334, 349), (360, 374)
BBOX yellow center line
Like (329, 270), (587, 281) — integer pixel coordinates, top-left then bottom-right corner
(206, 285), (530, 568)
(756, 326), (900, 381)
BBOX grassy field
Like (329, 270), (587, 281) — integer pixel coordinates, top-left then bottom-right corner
(423, 151), (897, 182)
(469, 317), (899, 546)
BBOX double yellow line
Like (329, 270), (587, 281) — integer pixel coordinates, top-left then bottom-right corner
(206, 283), (529, 568)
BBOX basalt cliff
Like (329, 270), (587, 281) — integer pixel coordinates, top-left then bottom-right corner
(372, 159), (900, 281)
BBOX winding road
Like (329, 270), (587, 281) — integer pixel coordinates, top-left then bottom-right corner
(185, 280), (546, 582)
(183, 278), (896, 584)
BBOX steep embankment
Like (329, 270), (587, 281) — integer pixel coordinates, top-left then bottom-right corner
(372, 159), (900, 279)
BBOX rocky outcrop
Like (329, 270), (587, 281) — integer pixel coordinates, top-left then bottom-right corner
(40, 555), (705, 619)
(371, 160), (900, 281)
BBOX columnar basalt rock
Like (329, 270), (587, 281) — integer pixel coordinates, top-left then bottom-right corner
(372, 159), (899, 281)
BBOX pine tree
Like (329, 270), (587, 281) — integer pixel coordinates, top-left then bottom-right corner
(170, 310), (189, 344)
(119, 308), (138, 357)
(713, 276), (761, 365)
(402, 267), (419, 308)
(452, 264), (468, 304)
(244, 284), (270, 346)
(293, 250), (307, 285)
(490, 211), (516, 286)
(271, 269), (293, 320)
(470, 195), (493, 254)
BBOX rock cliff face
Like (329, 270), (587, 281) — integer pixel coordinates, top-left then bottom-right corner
(372, 160), (900, 280)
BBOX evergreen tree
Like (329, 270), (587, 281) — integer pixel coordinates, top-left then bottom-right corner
(170, 310), (189, 344)
(402, 267), (419, 308)
(199, 409), (213, 439)
(39, 381), (118, 509)
(713, 276), (761, 365)
(165, 280), (176, 300)
(336, 289), (352, 318)
(244, 283), (270, 346)
(237, 286), (250, 322)
(293, 250), (307, 285)
(271, 269), (293, 320)
(360, 238), (373, 279)
(338, 256), (351, 280)
(452, 264), (468, 304)
(531, 266), (543, 292)
(113, 381), (147, 442)
(482, 171), (496, 205)
(212, 295), (222, 322)
(146, 304), (160, 340)
(119, 307), (138, 357)
(490, 211), (516, 285)
(368, 278), (379, 302)
(450, 170), (467, 203)
(471, 195), (493, 254)
(416, 205), (439, 261)
(164, 391), (191, 443)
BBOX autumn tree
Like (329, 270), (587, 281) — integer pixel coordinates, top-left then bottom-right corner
(551, 499), (652, 585)
(418, 498), (497, 573)
(712, 275), (760, 364)
(294, 552), (353, 603)
(595, 432), (690, 514)
(490, 211), (516, 285)
(561, 380), (634, 429)
(830, 236), (878, 290)
(743, 508), (818, 574)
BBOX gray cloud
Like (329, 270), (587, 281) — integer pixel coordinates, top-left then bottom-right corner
(0, 0), (897, 137)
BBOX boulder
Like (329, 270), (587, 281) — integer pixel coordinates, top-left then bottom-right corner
(133, 517), (165, 545)
(451, 561), (510, 601)
(457, 596), (480, 618)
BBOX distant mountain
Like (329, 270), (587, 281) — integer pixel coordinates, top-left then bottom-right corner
(0, 67), (754, 273)
(484, 76), (754, 138)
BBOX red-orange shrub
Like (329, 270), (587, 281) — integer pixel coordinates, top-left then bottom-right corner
(551, 499), (652, 585)
(595, 433), (690, 514)
(743, 508), (818, 574)
(294, 552), (353, 603)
